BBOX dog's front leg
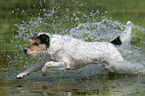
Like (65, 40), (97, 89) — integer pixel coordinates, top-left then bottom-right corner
(41, 61), (66, 76)
(16, 60), (46, 79)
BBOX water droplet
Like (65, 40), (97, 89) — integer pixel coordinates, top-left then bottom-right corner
(43, 8), (45, 12)
(33, 5), (35, 7)
(12, 10), (14, 13)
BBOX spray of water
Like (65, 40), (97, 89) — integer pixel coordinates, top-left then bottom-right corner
(6, 4), (145, 78)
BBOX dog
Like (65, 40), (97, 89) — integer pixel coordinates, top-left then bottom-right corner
(16, 21), (132, 78)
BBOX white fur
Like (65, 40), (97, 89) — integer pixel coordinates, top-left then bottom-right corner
(17, 21), (133, 78)
(47, 35), (124, 68)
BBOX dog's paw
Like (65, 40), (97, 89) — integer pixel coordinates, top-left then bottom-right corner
(16, 73), (28, 79)
(42, 69), (47, 76)
(42, 71), (47, 76)
(42, 67), (47, 76)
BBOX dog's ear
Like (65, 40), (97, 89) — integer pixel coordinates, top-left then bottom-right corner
(39, 34), (50, 47)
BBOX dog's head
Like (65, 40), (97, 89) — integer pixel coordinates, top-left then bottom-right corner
(24, 33), (50, 56)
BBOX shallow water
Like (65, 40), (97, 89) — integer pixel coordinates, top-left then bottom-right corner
(1, 0), (145, 96)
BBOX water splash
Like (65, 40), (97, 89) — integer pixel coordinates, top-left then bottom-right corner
(4, 5), (145, 77)
(13, 17), (145, 76)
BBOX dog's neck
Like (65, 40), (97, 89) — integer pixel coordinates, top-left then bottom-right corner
(47, 35), (64, 55)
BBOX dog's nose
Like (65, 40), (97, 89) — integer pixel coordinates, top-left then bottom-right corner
(24, 49), (28, 53)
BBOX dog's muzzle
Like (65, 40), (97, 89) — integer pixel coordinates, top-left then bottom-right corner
(24, 48), (28, 54)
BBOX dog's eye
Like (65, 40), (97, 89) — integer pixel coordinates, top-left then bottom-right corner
(33, 42), (39, 46)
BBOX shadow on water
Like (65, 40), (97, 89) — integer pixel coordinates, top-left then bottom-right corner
(1, 0), (145, 96)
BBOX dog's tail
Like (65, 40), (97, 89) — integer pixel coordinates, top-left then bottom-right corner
(110, 21), (132, 46)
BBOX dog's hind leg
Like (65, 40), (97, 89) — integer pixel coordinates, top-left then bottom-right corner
(103, 45), (125, 72)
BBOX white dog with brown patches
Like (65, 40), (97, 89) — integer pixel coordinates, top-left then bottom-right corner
(17, 21), (133, 78)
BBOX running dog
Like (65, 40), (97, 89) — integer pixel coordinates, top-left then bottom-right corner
(17, 21), (132, 78)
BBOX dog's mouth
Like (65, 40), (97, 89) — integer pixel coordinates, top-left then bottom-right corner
(24, 48), (47, 56)
(24, 48), (37, 56)
(24, 52), (36, 56)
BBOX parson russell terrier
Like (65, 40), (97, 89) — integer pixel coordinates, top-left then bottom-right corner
(17, 21), (133, 79)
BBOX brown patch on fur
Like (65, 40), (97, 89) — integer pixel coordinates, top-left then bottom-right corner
(27, 39), (47, 51)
